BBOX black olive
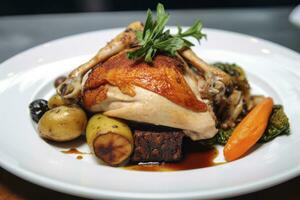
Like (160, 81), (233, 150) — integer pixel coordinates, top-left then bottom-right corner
(29, 99), (49, 123)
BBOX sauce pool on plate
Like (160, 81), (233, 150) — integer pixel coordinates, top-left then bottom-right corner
(61, 148), (90, 160)
(76, 155), (83, 160)
(125, 139), (223, 172)
(125, 148), (218, 171)
(60, 142), (223, 171)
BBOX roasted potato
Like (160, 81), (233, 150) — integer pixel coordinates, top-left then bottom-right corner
(86, 114), (133, 166)
(38, 105), (87, 142)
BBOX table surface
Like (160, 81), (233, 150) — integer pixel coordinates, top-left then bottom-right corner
(0, 7), (300, 200)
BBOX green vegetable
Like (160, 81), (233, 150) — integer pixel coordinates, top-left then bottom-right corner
(216, 128), (233, 145)
(127, 3), (206, 62)
(199, 128), (233, 147)
(213, 63), (242, 77)
(259, 105), (290, 142)
(199, 105), (289, 146)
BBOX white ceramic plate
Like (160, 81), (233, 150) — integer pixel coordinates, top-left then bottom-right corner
(0, 27), (300, 200)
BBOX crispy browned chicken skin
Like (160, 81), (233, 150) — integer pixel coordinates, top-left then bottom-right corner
(83, 51), (207, 112)
(82, 51), (218, 140)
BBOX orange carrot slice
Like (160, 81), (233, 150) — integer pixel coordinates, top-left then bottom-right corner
(224, 97), (274, 161)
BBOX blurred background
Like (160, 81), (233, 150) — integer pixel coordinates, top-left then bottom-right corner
(0, 0), (299, 62)
(0, 0), (298, 16)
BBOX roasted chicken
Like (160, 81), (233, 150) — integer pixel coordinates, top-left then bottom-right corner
(56, 21), (235, 141)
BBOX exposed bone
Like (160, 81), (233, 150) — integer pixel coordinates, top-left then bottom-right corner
(57, 21), (144, 100)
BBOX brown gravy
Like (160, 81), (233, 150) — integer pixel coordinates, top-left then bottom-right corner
(61, 148), (89, 155)
(76, 155), (83, 160)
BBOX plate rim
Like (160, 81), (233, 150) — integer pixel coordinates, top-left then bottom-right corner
(0, 27), (300, 200)
(1, 27), (300, 67)
(1, 154), (300, 200)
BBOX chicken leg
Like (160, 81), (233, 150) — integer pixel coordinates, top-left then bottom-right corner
(57, 21), (144, 101)
(179, 48), (231, 86)
(179, 48), (232, 102)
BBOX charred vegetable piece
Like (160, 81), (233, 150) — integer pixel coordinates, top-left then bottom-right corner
(38, 106), (87, 142)
(29, 99), (49, 123)
(259, 105), (290, 142)
(86, 114), (133, 166)
(131, 130), (184, 162)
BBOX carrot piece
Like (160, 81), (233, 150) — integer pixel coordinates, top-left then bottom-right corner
(223, 97), (274, 162)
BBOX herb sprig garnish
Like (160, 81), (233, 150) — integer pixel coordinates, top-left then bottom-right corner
(127, 3), (206, 62)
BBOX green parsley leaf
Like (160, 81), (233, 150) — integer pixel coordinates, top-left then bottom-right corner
(154, 37), (185, 56)
(127, 3), (206, 62)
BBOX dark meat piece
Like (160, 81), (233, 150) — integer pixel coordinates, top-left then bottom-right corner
(131, 130), (184, 162)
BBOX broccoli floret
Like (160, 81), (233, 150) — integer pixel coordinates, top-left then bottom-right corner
(259, 105), (290, 143)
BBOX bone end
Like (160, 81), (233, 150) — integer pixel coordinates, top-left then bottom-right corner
(126, 21), (144, 31)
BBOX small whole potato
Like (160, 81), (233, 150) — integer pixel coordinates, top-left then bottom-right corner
(38, 105), (87, 142)
(86, 114), (133, 166)
(48, 94), (68, 109)
(86, 114), (133, 148)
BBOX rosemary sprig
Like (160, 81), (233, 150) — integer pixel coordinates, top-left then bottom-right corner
(127, 3), (206, 62)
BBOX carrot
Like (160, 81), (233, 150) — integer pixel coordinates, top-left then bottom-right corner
(223, 97), (274, 162)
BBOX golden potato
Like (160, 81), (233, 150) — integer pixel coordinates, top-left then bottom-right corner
(48, 94), (68, 109)
(38, 105), (87, 142)
(86, 114), (133, 166)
